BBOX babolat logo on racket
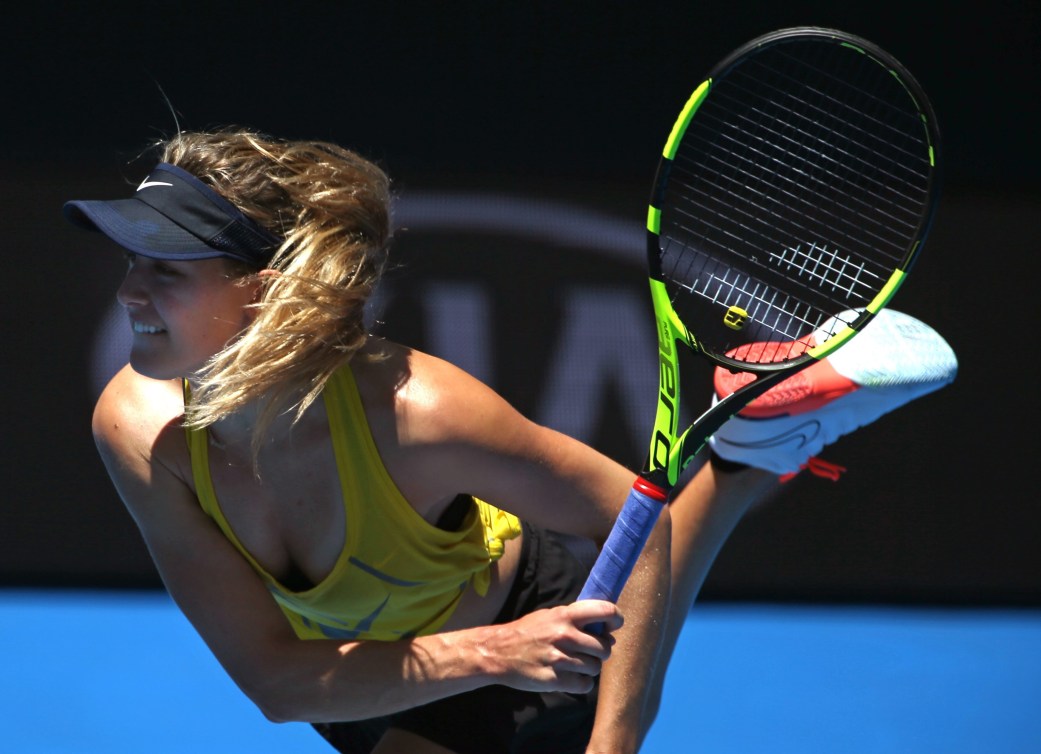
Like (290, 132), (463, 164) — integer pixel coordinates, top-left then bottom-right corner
(723, 306), (748, 330)
(650, 316), (680, 474)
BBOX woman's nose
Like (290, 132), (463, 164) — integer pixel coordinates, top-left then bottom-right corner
(116, 267), (148, 307)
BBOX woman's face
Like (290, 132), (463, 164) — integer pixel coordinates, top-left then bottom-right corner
(116, 254), (260, 380)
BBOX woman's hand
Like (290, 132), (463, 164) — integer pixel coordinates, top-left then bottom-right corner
(478, 600), (622, 693)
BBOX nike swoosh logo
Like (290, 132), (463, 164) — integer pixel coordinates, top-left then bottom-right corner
(136, 180), (173, 191)
(718, 419), (822, 451)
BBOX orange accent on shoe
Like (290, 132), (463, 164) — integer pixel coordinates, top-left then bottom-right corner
(715, 357), (860, 419)
(779, 457), (849, 483)
(724, 336), (815, 365)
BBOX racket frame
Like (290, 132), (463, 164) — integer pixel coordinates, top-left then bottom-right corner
(578, 26), (941, 610)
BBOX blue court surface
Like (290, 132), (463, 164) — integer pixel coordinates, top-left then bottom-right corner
(4, 589), (1040, 753)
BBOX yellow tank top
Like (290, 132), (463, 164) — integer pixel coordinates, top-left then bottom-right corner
(185, 365), (522, 641)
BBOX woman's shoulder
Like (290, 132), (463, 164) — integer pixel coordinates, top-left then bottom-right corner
(92, 364), (188, 468)
(352, 338), (534, 447)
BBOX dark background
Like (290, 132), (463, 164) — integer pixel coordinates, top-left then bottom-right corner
(4, 1), (1038, 605)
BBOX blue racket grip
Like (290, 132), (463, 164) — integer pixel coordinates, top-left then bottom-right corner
(578, 479), (667, 634)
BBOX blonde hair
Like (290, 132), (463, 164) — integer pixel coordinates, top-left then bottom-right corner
(163, 128), (391, 455)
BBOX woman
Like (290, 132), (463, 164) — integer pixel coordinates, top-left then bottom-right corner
(65, 129), (669, 753)
(64, 128), (956, 753)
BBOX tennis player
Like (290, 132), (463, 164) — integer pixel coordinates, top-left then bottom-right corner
(65, 128), (955, 754)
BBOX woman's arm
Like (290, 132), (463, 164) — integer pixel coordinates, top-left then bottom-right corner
(93, 365), (623, 724)
(375, 351), (671, 753)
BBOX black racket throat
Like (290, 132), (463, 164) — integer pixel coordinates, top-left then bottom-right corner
(638, 358), (809, 492)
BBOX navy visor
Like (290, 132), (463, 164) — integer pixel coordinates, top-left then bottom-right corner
(63, 163), (281, 265)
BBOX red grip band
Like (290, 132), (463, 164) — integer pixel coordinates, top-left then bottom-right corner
(633, 477), (668, 501)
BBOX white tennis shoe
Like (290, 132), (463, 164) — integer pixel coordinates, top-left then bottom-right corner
(707, 309), (958, 478)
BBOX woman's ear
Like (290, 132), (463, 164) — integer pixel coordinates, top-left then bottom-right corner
(250, 268), (281, 303)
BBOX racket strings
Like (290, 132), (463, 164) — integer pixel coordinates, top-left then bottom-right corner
(695, 94), (929, 247)
(674, 69), (929, 263)
(667, 159), (890, 298)
(672, 133), (916, 276)
(711, 49), (924, 214)
(741, 45), (933, 203)
(669, 123), (910, 287)
(660, 236), (848, 363)
(750, 49), (932, 178)
(767, 241), (880, 298)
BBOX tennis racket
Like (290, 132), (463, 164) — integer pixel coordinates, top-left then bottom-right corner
(578, 27), (941, 608)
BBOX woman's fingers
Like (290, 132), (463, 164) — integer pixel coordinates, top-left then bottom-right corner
(490, 600), (625, 692)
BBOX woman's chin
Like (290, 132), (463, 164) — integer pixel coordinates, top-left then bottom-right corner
(128, 354), (183, 382)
